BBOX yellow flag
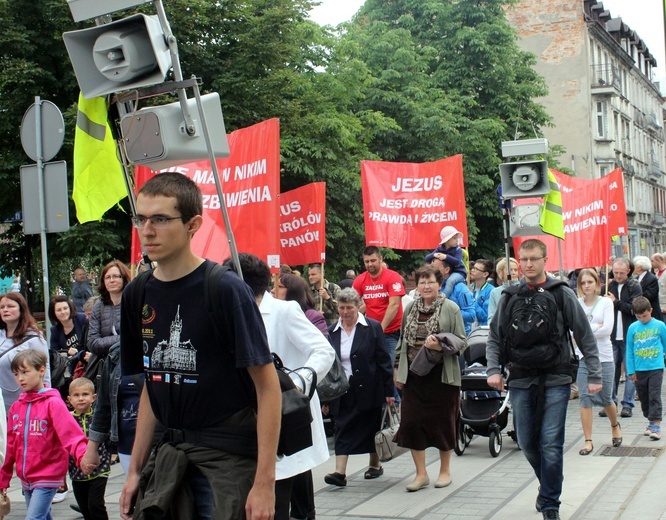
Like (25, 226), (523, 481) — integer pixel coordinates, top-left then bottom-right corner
(539, 169), (565, 239)
(72, 93), (126, 223)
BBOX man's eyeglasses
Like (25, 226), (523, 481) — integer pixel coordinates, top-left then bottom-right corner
(132, 215), (182, 229)
(519, 257), (545, 264)
(470, 266), (487, 273)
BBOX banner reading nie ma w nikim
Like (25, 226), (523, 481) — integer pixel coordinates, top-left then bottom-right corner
(513, 168), (627, 269)
(131, 118), (281, 268)
(361, 155), (468, 250)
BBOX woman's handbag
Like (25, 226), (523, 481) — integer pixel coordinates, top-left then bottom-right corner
(272, 353), (317, 457)
(73, 360), (86, 379)
(0, 490), (10, 517)
(316, 354), (349, 402)
(375, 404), (408, 462)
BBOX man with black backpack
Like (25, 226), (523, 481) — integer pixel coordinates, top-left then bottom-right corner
(486, 239), (602, 520)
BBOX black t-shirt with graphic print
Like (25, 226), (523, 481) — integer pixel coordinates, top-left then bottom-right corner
(121, 260), (272, 430)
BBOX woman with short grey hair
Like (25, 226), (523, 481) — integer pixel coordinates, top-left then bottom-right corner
(337, 287), (362, 307)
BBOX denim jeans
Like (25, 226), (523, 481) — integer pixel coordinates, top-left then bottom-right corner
(384, 332), (401, 402)
(510, 384), (570, 512)
(24, 487), (58, 520)
(442, 272), (465, 298)
(612, 339), (635, 408)
(186, 465), (214, 519)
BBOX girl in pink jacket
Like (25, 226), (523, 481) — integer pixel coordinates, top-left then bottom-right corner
(0, 349), (88, 519)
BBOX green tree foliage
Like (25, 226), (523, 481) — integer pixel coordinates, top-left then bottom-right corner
(0, 0), (553, 294)
(158, 0), (394, 275)
(333, 0), (550, 269)
(0, 0), (130, 309)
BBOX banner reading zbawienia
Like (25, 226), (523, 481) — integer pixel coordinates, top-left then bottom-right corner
(361, 155), (468, 249)
(513, 168), (627, 269)
(280, 182), (326, 267)
(132, 118), (280, 267)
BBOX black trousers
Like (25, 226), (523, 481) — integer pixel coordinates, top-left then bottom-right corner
(635, 369), (663, 422)
(274, 470), (315, 520)
(72, 477), (109, 520)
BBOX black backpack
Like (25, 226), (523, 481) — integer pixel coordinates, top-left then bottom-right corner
(126, 262), (314, 457)
(501, 280), (577, 379)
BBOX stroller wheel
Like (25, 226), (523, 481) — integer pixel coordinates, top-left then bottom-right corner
(464, 425), (473, 446)
(454, 421), (466, 456)
(489, 429), (502, 457)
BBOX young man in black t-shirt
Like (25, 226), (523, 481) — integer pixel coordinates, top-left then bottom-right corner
(112, 172), (281, 520)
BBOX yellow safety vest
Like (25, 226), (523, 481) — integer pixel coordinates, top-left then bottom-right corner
(539, 169), (565, 239)
(72, 93), (126, 223)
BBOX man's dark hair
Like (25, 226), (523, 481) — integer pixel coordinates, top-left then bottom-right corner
(362, 246), (381, 257)
(308, 263), (322, 271)
(223, 253), (270, 297)
(138, 172), (203, 223)
(475, 259), (495, 284)
(632, 296), (652, 316)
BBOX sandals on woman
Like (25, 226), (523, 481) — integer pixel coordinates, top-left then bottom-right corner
(364, 466), (384, 479)
(579, 439), (594, 456)
(612, 422), (623, 447)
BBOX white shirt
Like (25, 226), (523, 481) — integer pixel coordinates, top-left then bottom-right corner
(615, 283), (625, 341)
(332, 312), (369, 379)
(577, 296), (614, 362)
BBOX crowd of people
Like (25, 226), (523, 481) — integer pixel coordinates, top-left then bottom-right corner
(1, 175), (665, 520)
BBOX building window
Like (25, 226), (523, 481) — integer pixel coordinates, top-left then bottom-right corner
(596, 101), (607, 138)
(600, 165), (610, 177)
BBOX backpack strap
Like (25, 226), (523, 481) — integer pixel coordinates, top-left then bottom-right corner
(125, 270), (153, 344)
(202, 263), (255, 396)
(203, 262), (229, 337)
(546, 281), (576, 358)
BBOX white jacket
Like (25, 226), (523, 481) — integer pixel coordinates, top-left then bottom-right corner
(259, 292), (335, 480)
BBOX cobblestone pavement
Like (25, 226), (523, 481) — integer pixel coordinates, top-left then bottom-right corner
(6, 381), (666, 519)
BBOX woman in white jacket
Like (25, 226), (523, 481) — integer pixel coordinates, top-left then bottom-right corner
(237, 253), (335, 520)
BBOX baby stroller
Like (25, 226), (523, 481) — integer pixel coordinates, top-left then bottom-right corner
(454, 327), (510, 457)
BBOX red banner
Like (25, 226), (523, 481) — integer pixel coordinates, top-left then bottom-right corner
(131, 118), (281, 268)
(279, 182), (326, 267)
(361, 155), (468, 250)
(513, 168), (627, 269)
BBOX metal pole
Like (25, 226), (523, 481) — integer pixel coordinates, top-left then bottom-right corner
(34, 96), (51, 336)
(319, 263), (324, 312)
(557, 239), (564, 280)
(502, 209), (513, 283)
(191, 81), (243, 279)
(154, 0), (195, 135)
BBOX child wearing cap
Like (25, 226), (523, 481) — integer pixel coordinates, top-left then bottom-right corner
(425, 226), (468, 298)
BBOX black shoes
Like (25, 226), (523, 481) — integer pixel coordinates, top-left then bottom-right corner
(543, 510), (560, 519)
(620, 407), (633, 417)
(324, 472), (347, 486)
